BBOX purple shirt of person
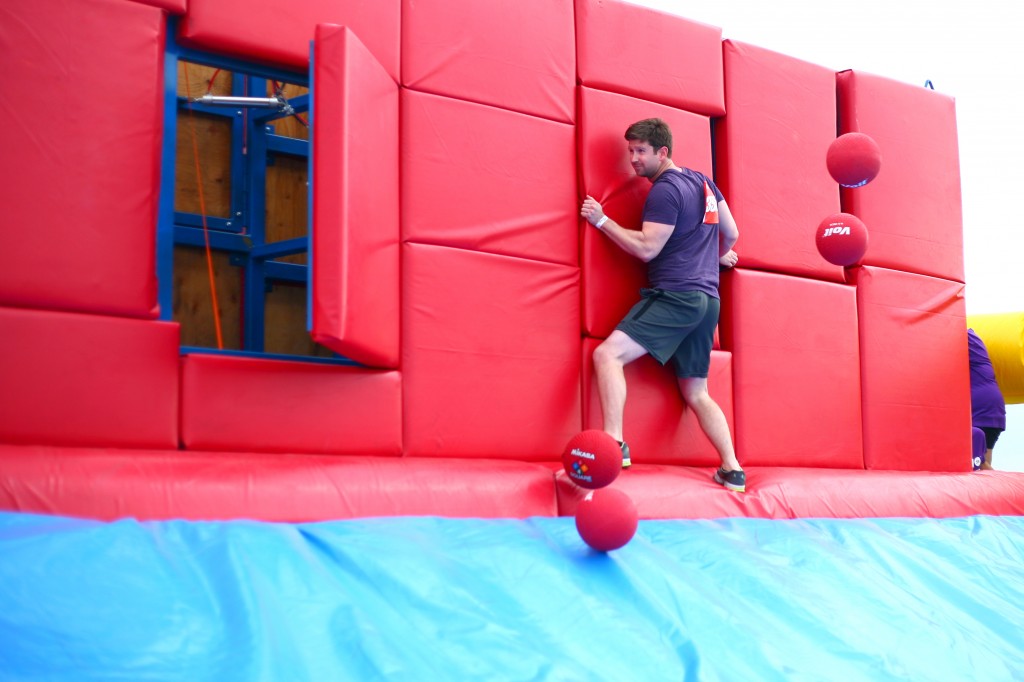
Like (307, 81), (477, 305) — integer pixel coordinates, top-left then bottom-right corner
(642, 167), (724, 298)
(967, 328), (1006, 430)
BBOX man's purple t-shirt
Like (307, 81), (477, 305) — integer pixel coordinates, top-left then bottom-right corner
(967, 328), (1006, 429)
(642, 167), (724, 298)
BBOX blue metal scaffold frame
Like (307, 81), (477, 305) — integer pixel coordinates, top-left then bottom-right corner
(157, 21), (347, 365)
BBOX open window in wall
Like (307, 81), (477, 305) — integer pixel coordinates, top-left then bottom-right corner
(159, 24), (400, 369)
(157, 32), (339, 362)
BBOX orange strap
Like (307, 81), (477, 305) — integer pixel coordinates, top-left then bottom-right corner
(182, 62), (224, 350)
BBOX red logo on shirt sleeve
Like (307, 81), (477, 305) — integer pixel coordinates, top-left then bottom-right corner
(703, 181), (719, 224)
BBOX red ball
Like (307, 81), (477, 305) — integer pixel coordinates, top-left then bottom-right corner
(562, 430), (622, 489)
(815, 212), (868, 267)
(575, 488), (638, 552)
(826, 132), (881, 188)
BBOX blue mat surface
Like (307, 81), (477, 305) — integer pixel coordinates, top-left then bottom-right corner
(2, 512), (1024, 681)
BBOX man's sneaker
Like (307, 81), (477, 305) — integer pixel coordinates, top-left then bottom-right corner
(713, 467), (745, 492)
(619, 441), (632, 469)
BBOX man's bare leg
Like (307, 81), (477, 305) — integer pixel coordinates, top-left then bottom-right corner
(678, 376), (741, 471)
(592, 330), (649, 442)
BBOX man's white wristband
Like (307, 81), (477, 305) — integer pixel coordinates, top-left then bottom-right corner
(594, 215), (609, 229)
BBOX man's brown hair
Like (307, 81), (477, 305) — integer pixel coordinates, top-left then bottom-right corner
(624, 118), (672, 157)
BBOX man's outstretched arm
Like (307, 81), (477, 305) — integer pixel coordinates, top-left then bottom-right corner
(580, 195), (673, 263)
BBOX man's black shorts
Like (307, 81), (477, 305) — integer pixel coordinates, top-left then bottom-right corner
(615, 288), (719, 378)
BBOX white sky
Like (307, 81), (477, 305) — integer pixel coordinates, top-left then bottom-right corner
(631, 0), (1024, 470)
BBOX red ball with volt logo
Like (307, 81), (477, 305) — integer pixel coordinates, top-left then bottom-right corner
(561, 429), (622, 489)
(815, 212), (868, 267)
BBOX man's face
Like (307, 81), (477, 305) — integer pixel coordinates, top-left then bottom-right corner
(627, 140), (664, 178)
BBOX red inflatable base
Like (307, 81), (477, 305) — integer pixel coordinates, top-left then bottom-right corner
(3, 446), (1023, 522)
(556, 466), (1024, 519)
(0, 446), (557, 522)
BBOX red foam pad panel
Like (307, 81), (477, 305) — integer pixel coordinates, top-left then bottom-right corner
(311, 25), (399, 367)
(715, 41), (843, 282)
(578, 87), (714, 338)
(401, 90), (577, 266)
(0, 308), (178, 449)
(0, 0), (163, 318)
(180, 0), (400, 79)
(581, 339), (733, 467)
(575, 0), (725, 116)
(402, 244), (582, 459)
(837, 71), (964, 282)
(0, 446), (558, 521)
(852, 266), (971, 471)
(555, 466), (1024, 519)
(401, 0), (574, 123)
(719, 269), (863, 468)
(131, 0), (186, 12)
(180, 354), (402, 456)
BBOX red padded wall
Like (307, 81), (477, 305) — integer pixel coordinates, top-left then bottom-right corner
(582, 339), (733, 467)
(719, 269), (864, 468)
(311, 25), (399, 368)
(852, 266), (971, 471)
(402, 244), (582, 459)
(401, 0), (575, 123)
(578, 87), (714, 338)
(837, 71), (964, 282)
(0, 446), (558, 521)
(181, 354), (402, 456)
(575, 0), (725, 116)
(180, 0), (400, 79)
(0, 308), (179, 449)
(715, 40), (843, 282)
(401, 90), (578, 266)
(0, 0), (163, 318)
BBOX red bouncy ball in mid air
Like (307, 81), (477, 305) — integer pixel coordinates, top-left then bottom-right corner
(575, 488), (639, 552)
(815, 213), (868, 267)
(562, 429), (622, 489)
(826, 132), (881, 188)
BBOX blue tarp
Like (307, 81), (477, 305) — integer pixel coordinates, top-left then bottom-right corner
(2, 512), (1023, 681)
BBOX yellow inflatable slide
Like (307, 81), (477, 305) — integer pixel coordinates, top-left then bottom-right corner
(968, 312), (1024, 404)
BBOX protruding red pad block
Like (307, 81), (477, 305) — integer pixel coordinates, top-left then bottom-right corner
(0, 0), (163, 318)
(402, 244), (582, 459)
(180, 0), (400, 79)
(837, 70), (964, 282)
(311, 25), (399, 367)
(0, 308), (179, 449)
(719, 269), (864, 468)
(575, 0), (725, 116)
(582, 339), (733, 467)
(578, 87), (714, 338)
(180, 354), (402, 456)
(852, 266), (971, 471)
(401, 90), (578, 266)
(401, 0), (575, 122)
(0, 446), (558, 521)
(715, 40), (843, 282)
(555, 466), (1024, 519)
